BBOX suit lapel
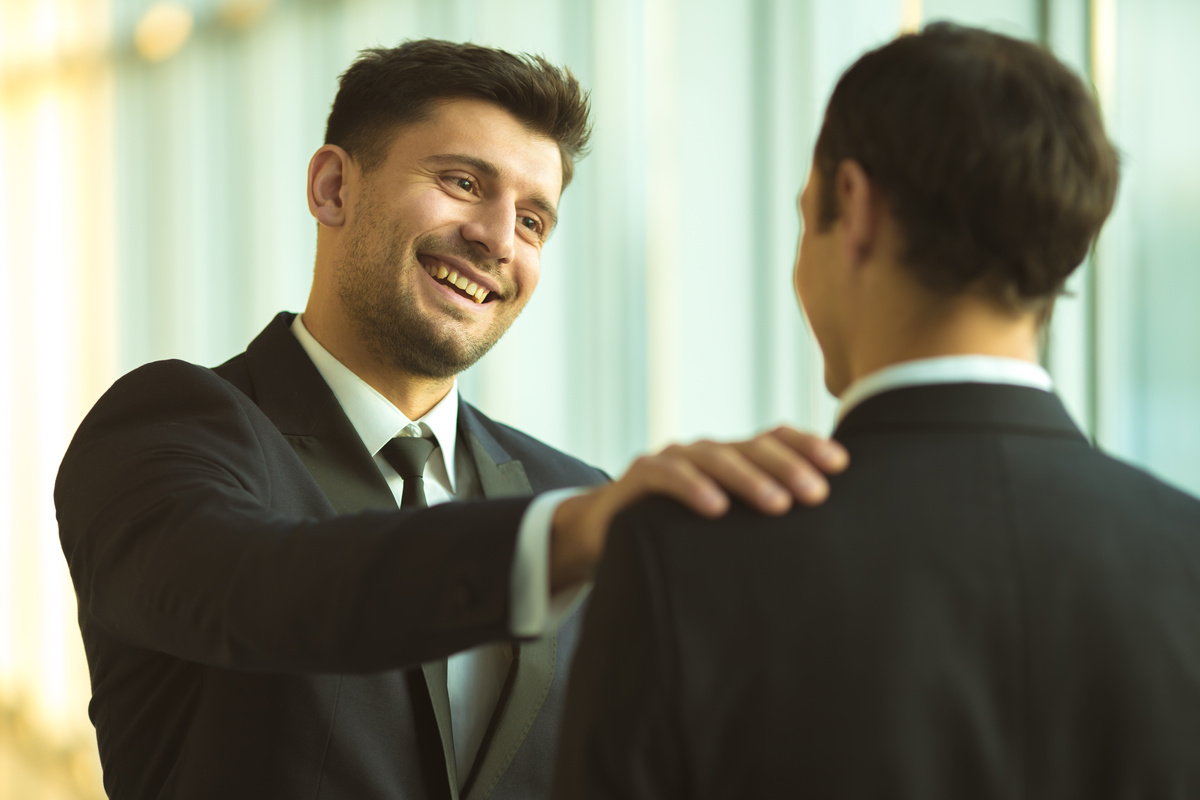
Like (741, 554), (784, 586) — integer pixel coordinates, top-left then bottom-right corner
(240, 314), (460, 799)
(459, 404), (556, 800)
(468, 434), (535, 499)
(285, 407), (395, 514)
(421, 657), (459, 798)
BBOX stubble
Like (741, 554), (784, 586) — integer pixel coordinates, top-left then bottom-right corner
(335, 195), (522, 380)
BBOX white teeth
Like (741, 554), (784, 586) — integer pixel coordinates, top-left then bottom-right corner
(428, 262), (492, 303)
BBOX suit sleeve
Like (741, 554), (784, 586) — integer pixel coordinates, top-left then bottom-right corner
(56, 360), (528, 673)
(551, 504), (686, 800)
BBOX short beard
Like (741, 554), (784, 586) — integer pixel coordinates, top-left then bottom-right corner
(335, 207), (516, 380)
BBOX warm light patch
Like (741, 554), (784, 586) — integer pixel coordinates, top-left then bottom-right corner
(134, 2), (194, 62)
(217, 0), (273, 31)
(900, 0), (922, 34)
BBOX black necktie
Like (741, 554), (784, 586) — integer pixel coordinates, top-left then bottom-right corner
(381, 436), (437, 508)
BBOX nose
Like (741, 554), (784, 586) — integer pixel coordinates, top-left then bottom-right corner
(461, 197), (516, 264)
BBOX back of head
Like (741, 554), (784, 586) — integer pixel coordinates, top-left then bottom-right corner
(814, 23), (1119, 311)
(324, 39), (592, 188)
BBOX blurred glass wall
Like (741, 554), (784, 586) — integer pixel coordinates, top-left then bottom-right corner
(2, 0), (1197, 795)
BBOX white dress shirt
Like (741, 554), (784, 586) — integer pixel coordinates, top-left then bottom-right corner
(291, 316), (580, 788)
(837, 355), (1055, 423)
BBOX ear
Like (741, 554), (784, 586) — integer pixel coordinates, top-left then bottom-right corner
(835, 159), (882, 267)
(308, 145), (353, 228)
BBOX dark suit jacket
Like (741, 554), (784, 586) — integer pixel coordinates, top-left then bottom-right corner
(56, 312), (606, 800)
(553, 383), (1200, 799)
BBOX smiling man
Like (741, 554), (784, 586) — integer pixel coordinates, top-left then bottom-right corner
(55, 40), (845, 800)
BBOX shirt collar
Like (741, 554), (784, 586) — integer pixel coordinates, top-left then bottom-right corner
(290, 314), (460, 492)
(837, 355), (1054, 423)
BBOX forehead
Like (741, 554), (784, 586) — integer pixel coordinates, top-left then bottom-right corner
(383, 98), (564, 204)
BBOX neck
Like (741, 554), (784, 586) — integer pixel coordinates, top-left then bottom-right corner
(300, 310), (454, 420)
(845, 281), (1042, 392)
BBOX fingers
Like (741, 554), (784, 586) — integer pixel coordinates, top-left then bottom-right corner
(731, 427), (850, 506)
(617, 451), (731, 518)
(767, 426), (850, 474)
(732, 431), (831, 506)
(626, 428), (849, 517)
(654, 441), (792, 516)
(593, 428), (848, 538)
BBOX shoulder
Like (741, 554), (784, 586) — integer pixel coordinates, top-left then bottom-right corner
(1088, 446), (1200, 510)
(56, 359), (275, 529)
(92, 358), (261, 430)
(211, 350), (252, 396)
(604, 497), (767, 599)
(60, 358), (283, 492)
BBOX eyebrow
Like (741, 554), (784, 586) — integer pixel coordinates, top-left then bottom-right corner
(423, 153), (560, 233)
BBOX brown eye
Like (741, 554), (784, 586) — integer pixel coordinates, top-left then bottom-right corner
(453, 177), (475, 193)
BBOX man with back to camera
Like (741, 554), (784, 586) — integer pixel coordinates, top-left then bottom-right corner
(54, 40), (848, 799)
(553, 23), (1200, 799)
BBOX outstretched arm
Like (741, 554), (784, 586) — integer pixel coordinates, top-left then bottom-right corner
(57, 360), (528, 673)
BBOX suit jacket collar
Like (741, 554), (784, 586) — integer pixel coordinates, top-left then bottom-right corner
(836, 355), (1054, 423)
(240, 312), (555, 800)
(239, 313), (393, 513)
(243, 312), (337, 437)
(835, 382), (1089, 445)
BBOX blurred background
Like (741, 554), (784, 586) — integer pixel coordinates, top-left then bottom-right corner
(1, 0), (1197, 795)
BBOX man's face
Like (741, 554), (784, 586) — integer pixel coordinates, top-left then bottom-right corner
(793, 162), (850, 396)
(335, 98), (563, 379)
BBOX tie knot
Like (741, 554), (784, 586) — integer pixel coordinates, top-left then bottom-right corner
(382, 436), (436, 480)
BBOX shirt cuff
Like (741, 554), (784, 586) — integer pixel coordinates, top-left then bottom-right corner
(509, 487), (593, 637)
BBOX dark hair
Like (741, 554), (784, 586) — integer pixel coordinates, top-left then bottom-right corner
(325, 39), (592, 188)
(814, 22), (1119, 308)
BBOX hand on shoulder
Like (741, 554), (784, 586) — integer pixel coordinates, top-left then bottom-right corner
(549, 426), (848, 590)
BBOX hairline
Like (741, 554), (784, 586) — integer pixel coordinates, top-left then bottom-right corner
(349, 95), (578, 195)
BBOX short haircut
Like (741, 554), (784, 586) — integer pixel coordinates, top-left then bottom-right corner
(325, 39), (592, 189)
(814, 23), (1119, 309)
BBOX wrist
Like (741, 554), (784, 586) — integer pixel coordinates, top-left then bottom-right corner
(549, 492), (607, 592)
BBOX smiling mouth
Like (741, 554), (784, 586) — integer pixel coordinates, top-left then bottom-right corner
(421, 262), (495, 304)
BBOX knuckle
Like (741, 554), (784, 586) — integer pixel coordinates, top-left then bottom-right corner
(630, 454), (655, 471)
(788, 462), (818, 483)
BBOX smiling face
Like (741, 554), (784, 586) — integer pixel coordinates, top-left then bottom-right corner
(334, 98), (563, 379)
